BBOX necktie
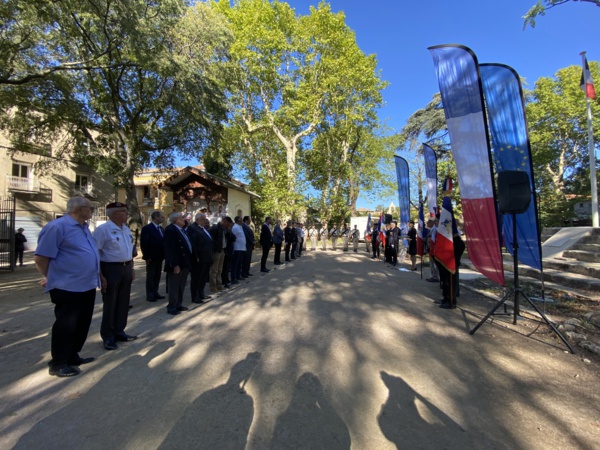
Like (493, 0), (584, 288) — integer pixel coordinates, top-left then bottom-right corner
(157, 225), (163, 236)
(179, 228), (192, 252)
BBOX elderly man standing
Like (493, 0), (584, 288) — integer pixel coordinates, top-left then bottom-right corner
(140, 211), (165, 303)
(230, 216), (246, 284)
(164, 212), (193, 315)
(259, 216), (272, 272)
(241, 216), (255, 278)
(272, 219), (283, 265)
(94, 202), (137, 351)
(187, 212), (214, 303)
(35, 197), (99, 377)
(209, 216), (228, 293)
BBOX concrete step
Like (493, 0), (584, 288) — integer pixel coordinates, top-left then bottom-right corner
(563, 250), (600, 263)
(463, 257), (600, 292)
(541, 227), (562, 242)
(542, 257), (600, 279)
(571, 243), (600, 252)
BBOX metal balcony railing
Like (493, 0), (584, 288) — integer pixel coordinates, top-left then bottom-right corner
(72, 184), (95, 197)
(6, 175), (40, 193)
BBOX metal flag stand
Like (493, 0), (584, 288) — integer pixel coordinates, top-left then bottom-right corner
(469, 211), (575, 354)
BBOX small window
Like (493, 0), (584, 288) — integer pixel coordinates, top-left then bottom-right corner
(75, 174), (89, 187)
(12, 163), (29, 178)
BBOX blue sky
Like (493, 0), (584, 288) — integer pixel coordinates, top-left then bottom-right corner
(283, 0), (599, 208)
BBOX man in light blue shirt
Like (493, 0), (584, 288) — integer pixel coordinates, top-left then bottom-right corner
(34, 197), (100, 378)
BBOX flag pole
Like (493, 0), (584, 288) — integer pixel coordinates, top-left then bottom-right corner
(581, 51), (598, 227)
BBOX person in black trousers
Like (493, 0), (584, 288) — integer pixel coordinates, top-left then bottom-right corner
(284, 221), (294, 262)
(272, 219), (284, 264)
(388, 221), (399, 267)
(163, 212), (193, 315)
(140, 211), (165, 302)
(259, 216), (273, 272)
(187, 212), (214, 303)
(15, 227), (27, 266)
(241, 216), (255, 278)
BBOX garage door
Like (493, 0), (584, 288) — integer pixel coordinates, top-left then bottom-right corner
(15, 216), (42, 252)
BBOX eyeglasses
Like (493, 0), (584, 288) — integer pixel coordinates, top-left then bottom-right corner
(81, 205), (95, 212)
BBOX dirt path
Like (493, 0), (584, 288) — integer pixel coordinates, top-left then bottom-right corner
(0, 250), (599, 449)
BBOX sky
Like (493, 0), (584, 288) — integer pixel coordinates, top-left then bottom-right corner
(282, 0), (600, 209)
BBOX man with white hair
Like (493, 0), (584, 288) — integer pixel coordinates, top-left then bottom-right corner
(187, 212), (214, 303)
(35, 196), (100, 377)
(94, 202), (137, 350)
(230, 216), (246, 284)
(163, 211), (193, 315)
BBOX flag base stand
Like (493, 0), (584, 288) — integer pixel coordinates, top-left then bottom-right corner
(469, 212), (575, 354)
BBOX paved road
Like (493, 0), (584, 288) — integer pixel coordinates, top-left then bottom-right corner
(0, 250), (599, 449)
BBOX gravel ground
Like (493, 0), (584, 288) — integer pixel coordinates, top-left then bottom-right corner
(0, 250), (599, 449)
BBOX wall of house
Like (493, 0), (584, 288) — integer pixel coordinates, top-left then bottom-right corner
(1, 145), (115, 250)
(226, 189), (251, 220)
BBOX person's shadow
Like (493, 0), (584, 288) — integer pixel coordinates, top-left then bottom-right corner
(377, 371), (472, 449)
(158, 351), (261, 450)
(270, 372), (351, 450)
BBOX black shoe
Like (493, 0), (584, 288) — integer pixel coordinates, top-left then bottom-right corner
(223, 284), (231, 289)
(104, 339), (118, 350)
(291, 257), (296, 260)
(261, 269), (270, 273)
(231, 280), (239, 285)
(167, 309), (180, 315)
(426, 278), (439, 282)
(434, 299), (444, 305)
(154, 294), (166, 300)
(49, 366), (80, 377)
(247, 273), (254, 277)
(241, 275), (248, 279)
(192, 299), (209, 304)
(69, 355), (95, 366)
(115, 333), (137, 342)
(439, 302), (456, 309)
(199, 294), (212, 300)
(129, 304), (133, 309)
(274, 262), (282, 265)
(177, 306), (189, 311)
(147, 298), (158, 302)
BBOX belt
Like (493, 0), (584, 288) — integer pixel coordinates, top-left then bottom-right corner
(101, 260), (132, 266)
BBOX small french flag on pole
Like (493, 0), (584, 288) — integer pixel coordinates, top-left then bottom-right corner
(581, 55), (597, 100)
(442, 176), (453, 192)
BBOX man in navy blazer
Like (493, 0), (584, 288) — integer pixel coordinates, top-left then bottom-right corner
(187, 212), (214, 303)
(259, 217), (273, 272)
(163, 212), (193, 315)
(140, 211), (165, 302)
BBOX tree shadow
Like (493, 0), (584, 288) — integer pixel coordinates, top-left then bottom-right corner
(158, 351), (261, 450)
(377, 371), (472, 449)
(269, 372), (351, 450)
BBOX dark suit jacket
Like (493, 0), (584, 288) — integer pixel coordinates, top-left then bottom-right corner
(140, 223), (165, 261)
(163, 224), (192, 272)
(284, 226), (297, 243)
(260, 223), (273, 247)
(187, 223), (214, 264)
(242, 223), (255, 251)
(209, 223), (226, 253)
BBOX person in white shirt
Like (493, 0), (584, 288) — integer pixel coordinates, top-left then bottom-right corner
(93, 202), (137, 351)
(230, 216), (247, 284)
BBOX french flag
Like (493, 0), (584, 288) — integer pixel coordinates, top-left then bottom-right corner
(435, 196), (456, 273)
(442, 176), (452, 192)
(429, 45), (505, 286)
(581, 55), (597, 100)
(378, 212), (386, 248)
(417, 202), (428, 256)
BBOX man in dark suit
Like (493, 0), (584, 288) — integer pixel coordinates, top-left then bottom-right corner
(388, 221), (400, 267)
(140, 211), (165, 302)
(163, 212), (192, 315)
(187, 213), (214, 304)
(241, 216), (255, 278)
(209, 217), (228, 293)
(259, 216), (273, 272)
(284, 221), (295, 262)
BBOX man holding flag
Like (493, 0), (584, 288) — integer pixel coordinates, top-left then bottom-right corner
(434, 196), (466, 309)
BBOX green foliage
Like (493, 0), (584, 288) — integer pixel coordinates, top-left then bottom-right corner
(525, 62), (600, 226)
(523, 0), (600, 29)
(0, 0), (232, 228)
(213, 0), (388, 220)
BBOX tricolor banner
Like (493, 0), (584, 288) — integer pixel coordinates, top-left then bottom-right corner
(423, 144), (438, 218)
(394, 156), (411, 231)
(581, 56), (597, 100)
(434, 196), (455, 273)
(480, 63), (542, 271)
(429, 44), (505, 286)
(417, 202), (428, 256)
